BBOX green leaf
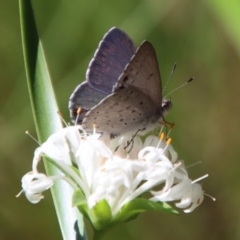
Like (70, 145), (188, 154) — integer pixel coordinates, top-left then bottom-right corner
(113, 199), (178, 224)
(19, 0), (85, 239)
(90, 199), (112, 230)
(73, 189), (87, 208)
(74, 192), (112, 230)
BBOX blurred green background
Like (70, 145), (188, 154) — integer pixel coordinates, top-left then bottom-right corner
(1, 0), (240, 239)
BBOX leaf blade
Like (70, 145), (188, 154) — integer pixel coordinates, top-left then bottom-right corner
(19, 0), (86, 239)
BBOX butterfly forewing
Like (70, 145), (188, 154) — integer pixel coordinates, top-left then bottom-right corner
(114, 41), (162, 111)
(69, 27), (136, 123)
(87, 27), (136, 93)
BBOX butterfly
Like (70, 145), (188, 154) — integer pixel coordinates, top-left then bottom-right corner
(69, 27), (172, 137)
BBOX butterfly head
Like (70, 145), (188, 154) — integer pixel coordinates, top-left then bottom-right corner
(161, 99), (172, 115)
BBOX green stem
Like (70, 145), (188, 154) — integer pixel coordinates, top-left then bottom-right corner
(19, 0), (85, 239)
(93, 229), (109, 240)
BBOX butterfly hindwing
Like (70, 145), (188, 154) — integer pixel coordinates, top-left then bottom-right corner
(69, 82), (108, 122)
(82, 85), (160, 135)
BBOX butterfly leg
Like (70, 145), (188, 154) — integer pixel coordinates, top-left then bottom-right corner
(124, 127), (145, 153)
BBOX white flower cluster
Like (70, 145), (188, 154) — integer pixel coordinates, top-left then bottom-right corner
(19, 126), (205, 215)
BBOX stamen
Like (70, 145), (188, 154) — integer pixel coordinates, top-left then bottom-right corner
(166, 138), (172, 145)
(93, 123), (97, 135)
(192, 174), (209, 184)
(165, 123), (174, 139)
(204, 193), (216, 201)
(159, 132), (165, 140)
(186, 161), (202, 169)
(57, 111), (68, 127)
(163, 138), (172, 153)
(162, 120), (167, 127)
(25, 131), (40, 145)
(157, 132), (165, 148)
(16, 189), (24, 198)
(159, 122), (165, 135)
(75, 107), (81, 126)
(169, 161), (182, 173)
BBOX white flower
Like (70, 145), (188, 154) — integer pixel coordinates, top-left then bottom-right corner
(20, 172), (54, 204)
(20, 125), (207, 220)
(150, 176), (204, 213)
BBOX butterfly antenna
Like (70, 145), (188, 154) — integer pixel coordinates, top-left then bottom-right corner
(25, 131), (40, 145)
(164, 77), (194, 99)
(163, 63), (177, 94)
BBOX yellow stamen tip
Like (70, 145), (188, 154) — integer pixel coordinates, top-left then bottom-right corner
(159, 132), (165, 140)
(57, 111), (63, 117)
(166, 138), (172, 145)
(77, 107), (81, 114)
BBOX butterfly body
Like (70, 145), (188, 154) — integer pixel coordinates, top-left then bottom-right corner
(69, 27), (172, 136)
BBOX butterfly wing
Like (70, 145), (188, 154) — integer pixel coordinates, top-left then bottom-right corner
(87, 27), (136, 93)
(69, 82), (108, 121)
(83, 41), (164, 135)
(114, 41), (162, 112)
(82, 85), (160, 135)
(69, 27), (136, 123)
